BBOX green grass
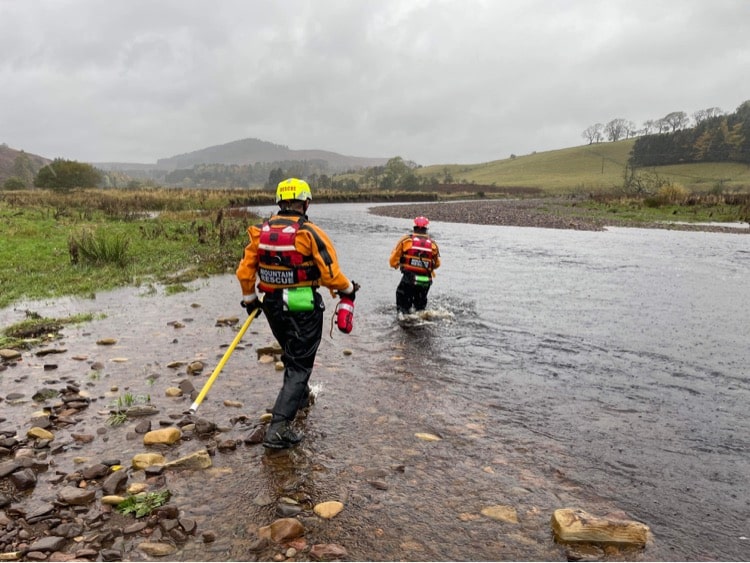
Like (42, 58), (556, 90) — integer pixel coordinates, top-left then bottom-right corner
(413, 141), (750, 194)
(571, 198), (746, 225)
(0, 190), (258, 309)
(116, 490), (171, 518)
(0, 312), (96, 348)
(107, 392), (152, 426)
(69, 227), (130, 267)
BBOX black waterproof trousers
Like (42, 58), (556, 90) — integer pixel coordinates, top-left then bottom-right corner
(261, 290), (325, 422)
(396, 272), (431, 314)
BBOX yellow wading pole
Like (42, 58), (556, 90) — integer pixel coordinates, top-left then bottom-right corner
(187, 307), (260, 415)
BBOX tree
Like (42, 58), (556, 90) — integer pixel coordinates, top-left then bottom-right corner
(663, 111), (689, 132)
(624, 120), (638, 139)
(3, 177), (26, 190)
(34, 159), (102, 191)
(401, 172), (420, 191)
(604, 118), (629, 142)
(655, 118), (669, 134)
(693, 107), (724, 125)
(383, 156), (411, 188)
(734, 99), (750, 122)
(582, 123), (604, 144)
(266, 167), (285, 190)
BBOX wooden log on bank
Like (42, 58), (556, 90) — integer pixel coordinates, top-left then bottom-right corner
(551, 508), (650, 547)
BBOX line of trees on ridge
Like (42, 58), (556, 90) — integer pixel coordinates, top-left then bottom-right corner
(583, 100), (750, 167)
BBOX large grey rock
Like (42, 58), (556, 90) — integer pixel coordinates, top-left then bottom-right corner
(57, 486), (96, 506)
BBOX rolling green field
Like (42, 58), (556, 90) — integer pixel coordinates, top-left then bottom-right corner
(413, 140), (750, 194)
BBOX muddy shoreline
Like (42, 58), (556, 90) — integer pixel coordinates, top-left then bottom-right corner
(370, 198), (750, 233)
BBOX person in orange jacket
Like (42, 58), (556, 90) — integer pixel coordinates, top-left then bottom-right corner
(237, 178), (359, 449)
(389, 216), (440, 314)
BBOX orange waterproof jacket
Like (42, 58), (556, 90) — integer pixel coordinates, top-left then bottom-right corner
(237, 210), (353, 298)
(389, 232), (441, 277)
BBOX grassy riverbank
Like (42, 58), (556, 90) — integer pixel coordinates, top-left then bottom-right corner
(0, 188), (261, 310)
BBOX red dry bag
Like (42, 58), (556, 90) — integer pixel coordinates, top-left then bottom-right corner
(335, 296), (355, 334)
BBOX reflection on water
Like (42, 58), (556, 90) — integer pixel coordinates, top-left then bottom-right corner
(2, 202), (748, 561)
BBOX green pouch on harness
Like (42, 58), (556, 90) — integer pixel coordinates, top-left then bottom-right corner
(283, 287), (315, 312)
(415, 274), (431, 286)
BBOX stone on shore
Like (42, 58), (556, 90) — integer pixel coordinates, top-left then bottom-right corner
(551, 508), (650, 547)
(310, 543), (348, 560)
(132, 453), (167, 470)
(143, 427), (182, 445)
(101, 495), (127, 505)
(137, 541), (178, 557)
(57, 486), (96, 506)
(0, 349), (22, 361)
(313, 501), (344, 519)
(162, 449), (212, 470)
(27, 427), (54, 441)
(258, 518), (305, 543)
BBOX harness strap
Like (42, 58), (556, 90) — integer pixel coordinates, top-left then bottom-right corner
(300, 224), (334, 277)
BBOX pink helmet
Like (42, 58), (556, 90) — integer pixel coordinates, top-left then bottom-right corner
(414, 216), (430, 228)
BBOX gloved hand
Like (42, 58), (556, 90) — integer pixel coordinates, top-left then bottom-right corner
(337, 281), (360, 301)
(344, 281), (361, 301)
(241, 297), (262, 317)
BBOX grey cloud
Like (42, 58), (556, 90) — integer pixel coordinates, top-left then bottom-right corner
(1, 0), (748, 165)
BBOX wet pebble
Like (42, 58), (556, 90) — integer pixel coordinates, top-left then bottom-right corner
(310, 543), (348, 560)
(313, 501), (344, 519)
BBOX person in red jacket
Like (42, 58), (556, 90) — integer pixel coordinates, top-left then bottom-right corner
(389, 216), (441, 314)
(237, 178), (359, 449)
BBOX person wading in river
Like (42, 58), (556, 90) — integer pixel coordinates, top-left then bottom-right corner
(237, 178), (359, 449)
(389, 216), (441, 315)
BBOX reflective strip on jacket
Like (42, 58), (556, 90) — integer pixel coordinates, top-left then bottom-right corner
(389, 232), (441, 277)
(256, 217), (320, 290)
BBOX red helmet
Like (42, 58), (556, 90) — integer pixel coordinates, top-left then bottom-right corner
(414, 216), (429, 228)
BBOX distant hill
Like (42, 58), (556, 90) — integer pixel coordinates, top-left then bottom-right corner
(0, 144), (50, 186)
(95, 137), (388, 174)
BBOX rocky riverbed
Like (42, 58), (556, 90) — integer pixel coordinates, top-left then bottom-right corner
(1, 310), (373, 562)
(0, 291), (661, 562)
(370, 198), (750, 233)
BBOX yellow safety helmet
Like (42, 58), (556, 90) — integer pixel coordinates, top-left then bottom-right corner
(276, 178), (312, 203)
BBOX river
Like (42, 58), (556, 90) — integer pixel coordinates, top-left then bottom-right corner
(282, 202), (750, 561)
(1, 201), (748, 561)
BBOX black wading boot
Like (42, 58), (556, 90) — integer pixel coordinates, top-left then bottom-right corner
(263, 419), (303, 450)
(295, 386), (315, 420)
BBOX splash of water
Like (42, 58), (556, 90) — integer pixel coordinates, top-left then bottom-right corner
(309, 382), (324, 400)
(397, 307), (455, 327)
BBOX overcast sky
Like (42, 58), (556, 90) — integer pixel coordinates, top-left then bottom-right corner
(1, 0), (748, 166)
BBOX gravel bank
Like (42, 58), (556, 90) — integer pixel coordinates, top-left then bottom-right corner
(370, 198), (750, 233)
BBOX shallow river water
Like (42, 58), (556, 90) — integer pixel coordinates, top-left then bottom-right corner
(2, 202), (749, 561)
